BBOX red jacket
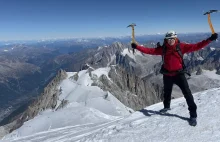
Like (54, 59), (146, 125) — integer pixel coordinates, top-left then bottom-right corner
(136, 39), (211, 75)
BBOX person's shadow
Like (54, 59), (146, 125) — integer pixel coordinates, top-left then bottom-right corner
(139, 109), (189, 121)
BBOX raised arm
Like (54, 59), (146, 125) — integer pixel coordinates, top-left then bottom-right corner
(131, 43), (163, 55)
(180, 33), (218, 54)
(180, 39), (211, 54)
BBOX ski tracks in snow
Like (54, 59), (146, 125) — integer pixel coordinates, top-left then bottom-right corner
(4, 117), (124, 142)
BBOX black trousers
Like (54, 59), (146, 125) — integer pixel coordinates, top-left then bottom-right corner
(163, 74), (197, 118)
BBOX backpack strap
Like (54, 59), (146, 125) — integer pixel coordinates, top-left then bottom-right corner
(162, 44), (166, 65)
(176, 43), (186, 69)
(176, 43), (191, 76)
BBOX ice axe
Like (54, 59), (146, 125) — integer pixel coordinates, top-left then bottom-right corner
(203, 10), (219, 34)
(127, 23), (137, 54)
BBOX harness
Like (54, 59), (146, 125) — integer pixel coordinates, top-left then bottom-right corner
(160, 42), (191, 76)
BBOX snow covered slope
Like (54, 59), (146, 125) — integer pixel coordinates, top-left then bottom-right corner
(1, 86), (220, 141)
(1, 69), (132, 141)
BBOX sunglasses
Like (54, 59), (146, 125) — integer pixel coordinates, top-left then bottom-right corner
(167, 38), (175, 41)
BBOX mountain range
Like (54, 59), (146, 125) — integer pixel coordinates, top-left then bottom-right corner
(0, 33), (219, 139)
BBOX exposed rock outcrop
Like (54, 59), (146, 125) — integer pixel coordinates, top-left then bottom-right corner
(91, 66), (162, 110)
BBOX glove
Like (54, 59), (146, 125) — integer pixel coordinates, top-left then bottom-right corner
(208, 33), (218, 41)
(156, 42), (161, 47)
(131, 42), (137, 49)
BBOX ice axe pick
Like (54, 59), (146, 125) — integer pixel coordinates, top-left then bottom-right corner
(203, 10), (219, 34)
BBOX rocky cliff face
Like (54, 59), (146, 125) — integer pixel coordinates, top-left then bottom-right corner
(84, 42), (161, 77)
(91, 66), (162, 111)
(84, 42), (126, 69)
(183, 47), (220, 74)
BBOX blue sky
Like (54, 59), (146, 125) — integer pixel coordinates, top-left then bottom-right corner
(0, 0), (219, 40)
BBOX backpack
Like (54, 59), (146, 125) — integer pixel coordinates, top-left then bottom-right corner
(160, 42), (191, 76)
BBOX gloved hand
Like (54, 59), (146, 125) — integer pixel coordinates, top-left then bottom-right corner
(131, 42), (137, 49)
(208, 33), (218, 41)
(156, 42), (161, 47)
